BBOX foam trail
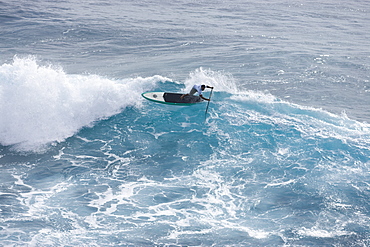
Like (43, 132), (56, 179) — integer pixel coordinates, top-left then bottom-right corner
(0, 57), (165, 152)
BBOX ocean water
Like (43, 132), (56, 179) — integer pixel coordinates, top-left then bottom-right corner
(1, 0), (370, 246)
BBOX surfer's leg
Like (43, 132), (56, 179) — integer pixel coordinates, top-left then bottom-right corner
(189, 88), (197, 95)
(181, 88), (197, 100)
(180, 93), (189, 99)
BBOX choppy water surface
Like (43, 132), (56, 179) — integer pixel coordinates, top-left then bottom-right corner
(1, 0), (370, 246)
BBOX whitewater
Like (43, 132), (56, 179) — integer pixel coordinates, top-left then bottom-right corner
(1, 0), (370, 246)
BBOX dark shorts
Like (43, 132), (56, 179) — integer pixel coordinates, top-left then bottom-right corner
(190, 88), (199, 95)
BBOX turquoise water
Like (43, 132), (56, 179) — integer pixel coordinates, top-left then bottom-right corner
(1, 0), (370, 246)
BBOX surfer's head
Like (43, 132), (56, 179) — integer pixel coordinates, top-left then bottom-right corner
(201, 85), (206, 91)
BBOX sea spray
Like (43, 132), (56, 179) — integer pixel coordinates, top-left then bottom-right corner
(183, 67), (238, 94)
(0, 57), (167, 152)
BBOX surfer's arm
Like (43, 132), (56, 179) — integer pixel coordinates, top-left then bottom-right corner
(200, 95), (210, 101)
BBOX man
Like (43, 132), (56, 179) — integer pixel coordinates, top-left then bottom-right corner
(181, 84), (214, 101)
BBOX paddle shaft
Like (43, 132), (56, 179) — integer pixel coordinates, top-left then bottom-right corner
(205, 88), (213, 118)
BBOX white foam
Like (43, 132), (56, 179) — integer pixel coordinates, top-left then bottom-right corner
(229, 90), (370, 151)
(265, 179), (296, 188)
(297, 227), (351, 238)
(183, 67), (238, 94)
(0, 57), (166, 152)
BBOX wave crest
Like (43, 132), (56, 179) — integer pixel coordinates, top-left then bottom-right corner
(0, 57), (164, 152)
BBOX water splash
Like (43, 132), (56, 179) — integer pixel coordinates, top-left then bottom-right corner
(0, 57), (166, 152)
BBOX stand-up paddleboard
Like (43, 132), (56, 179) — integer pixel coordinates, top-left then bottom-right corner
(142, 92), (203, 105)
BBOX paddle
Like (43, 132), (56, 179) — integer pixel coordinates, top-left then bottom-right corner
(204, 87), (213, 119)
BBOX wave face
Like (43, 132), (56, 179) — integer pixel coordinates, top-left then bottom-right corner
(1, 61), (370, 246)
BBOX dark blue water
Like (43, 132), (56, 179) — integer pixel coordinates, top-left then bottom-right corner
(1, 0), (370, 246)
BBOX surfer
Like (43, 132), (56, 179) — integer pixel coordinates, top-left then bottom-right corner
(181, 84), (214, 101)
